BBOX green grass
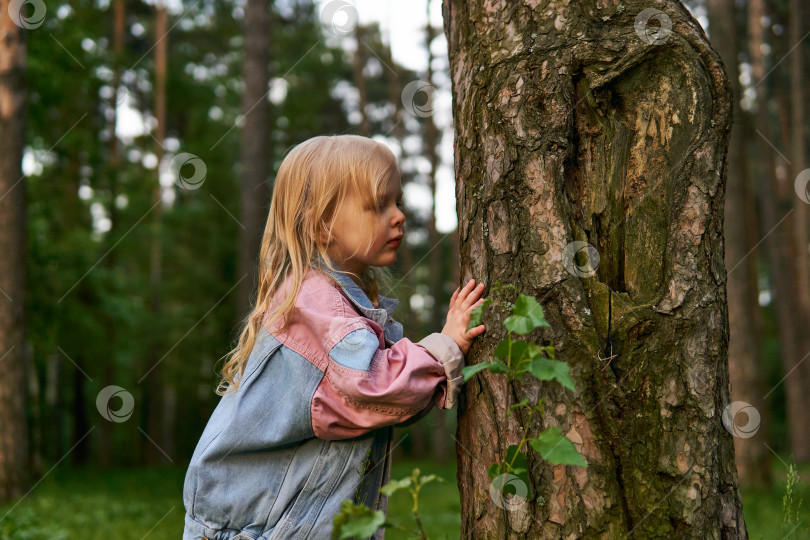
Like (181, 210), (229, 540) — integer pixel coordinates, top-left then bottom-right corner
(740, 461), (809, 540)
(0, 458), (805, 539)
(0, 466), (186, 540)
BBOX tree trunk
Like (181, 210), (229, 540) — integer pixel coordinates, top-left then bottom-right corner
(145, 0), (169, 464)
(236, 0), (272, 318)
(443, 1), (746, 537)
(424, 0), (449, 466)
(706, 0), (771, 488)
(787, 0), (810, 465)
(0, 0), (29, 502)
(748, 0), (810, 464)
(382, 38), (430, 460)
(353, 25), (371, 137)
(99, 0), (126, 469)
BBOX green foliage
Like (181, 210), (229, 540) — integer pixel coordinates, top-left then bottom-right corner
(0, 462), (799, 539)
(331, 499), (387, 540)
(502, 294), (550, 335)
(526, 357), (576, 392)
(466, 297), (492, 330)
(341, 282), (586, 538)
(781, 461), (803, 537)
(487, 444), (530, 496)
(529, 427), (588, 467)
(336, 468), (444, 540)
(461, 281), (587, 507)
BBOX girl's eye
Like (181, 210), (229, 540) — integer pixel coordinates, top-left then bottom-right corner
(366, 199), (403, 212)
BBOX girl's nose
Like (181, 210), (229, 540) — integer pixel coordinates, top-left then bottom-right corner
(393, 208), (405, 226)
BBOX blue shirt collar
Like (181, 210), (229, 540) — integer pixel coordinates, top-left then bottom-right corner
(311, 254), (402, 340)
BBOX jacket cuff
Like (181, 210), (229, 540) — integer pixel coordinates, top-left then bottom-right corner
(417, 333), (465, 409)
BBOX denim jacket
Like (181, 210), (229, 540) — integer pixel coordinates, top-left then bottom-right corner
(182, 260), (465, 540)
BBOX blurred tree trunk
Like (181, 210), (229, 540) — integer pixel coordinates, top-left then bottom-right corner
(145, 0), (169, 464)
(443, 0), (746, 536)
(749, 0), (810, 463)
(154, 0), (176, 462)
(44, 353), (63, 462)
(99, 0), (126, 469)
(353, 25), (370, 137)
(424, 0), (448, 465)
(0, 0), (29, 502)
(788, 0), (810, 465)
(237, 0), (272, 317)
(706, 0), (771, 487)
(383, 39), (428, 460)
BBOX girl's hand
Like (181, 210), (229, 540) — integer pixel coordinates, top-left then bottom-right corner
(441, 278), (486, 355)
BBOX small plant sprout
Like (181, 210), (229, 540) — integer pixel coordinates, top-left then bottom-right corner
(331, 468), (443, 540)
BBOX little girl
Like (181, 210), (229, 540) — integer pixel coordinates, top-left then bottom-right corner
(182, 134), (486, 540)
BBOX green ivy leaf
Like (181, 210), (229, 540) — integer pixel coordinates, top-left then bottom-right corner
(529, 427), (587, 467)
(487, 358), (511, 375)
(418, 474), (445, 487)
(487, 462), (501, 481)
(466, 297), (492, 331)
(511, 341), (534, 372)
(461, 362), (491, 382)
(526, 358), (576, 392)
(507, 398), (529, 417)
(380, 477), (412, 497)
(503, 294), (550, 334)
(493, 337), (511, 360)
(505, 444), (528, 472)
(332, 499), (387, 540)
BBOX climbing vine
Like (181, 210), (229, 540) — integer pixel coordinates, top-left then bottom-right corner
(332, 282), (587, 539)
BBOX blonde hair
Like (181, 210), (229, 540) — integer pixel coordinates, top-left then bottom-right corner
(216, 134), (400, 396)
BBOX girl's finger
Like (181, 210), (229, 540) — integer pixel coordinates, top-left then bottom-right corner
(457, 279), (474, 304)
(459, 279), (475, 299)
(449, 287), (459, 309)
(460, 283), (485, 311)
(455, 279), (475, 307)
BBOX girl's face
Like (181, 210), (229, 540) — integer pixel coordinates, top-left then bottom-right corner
(322, 168), (405, 280)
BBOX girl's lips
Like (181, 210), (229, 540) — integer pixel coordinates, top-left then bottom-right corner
(387, 239), (401, 247)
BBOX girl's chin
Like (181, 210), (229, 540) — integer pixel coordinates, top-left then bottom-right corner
(375, 251), (398, 264)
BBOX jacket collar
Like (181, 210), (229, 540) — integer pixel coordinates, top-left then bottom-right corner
(311, 254), (402, 339)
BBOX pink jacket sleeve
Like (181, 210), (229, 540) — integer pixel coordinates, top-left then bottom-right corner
(311, 323), (465, 440)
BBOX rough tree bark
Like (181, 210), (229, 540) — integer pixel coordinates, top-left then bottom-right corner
(442, 1), (746, 537)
